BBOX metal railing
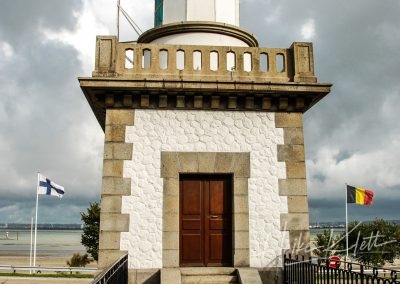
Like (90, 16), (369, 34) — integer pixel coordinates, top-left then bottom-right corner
(91, 254), (128, 284)
(284, 254), (400, 284)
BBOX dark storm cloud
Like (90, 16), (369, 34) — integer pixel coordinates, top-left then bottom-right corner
(0, 0), (102, 223)
(241, 0), (400, 222)
(1, 0), (399, 224)
(0, 0), (82, 43)
(309, 196), (400, 223)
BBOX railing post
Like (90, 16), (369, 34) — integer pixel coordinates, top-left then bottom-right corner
(360, 263), (364, 284)
(94, 36), (117, 76)
(290, 42), (316, 83)
(283, 254), (288, 284)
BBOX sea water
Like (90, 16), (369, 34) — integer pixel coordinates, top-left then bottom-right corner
(0, 229), (86, 258)
(0, 228), (345, 258)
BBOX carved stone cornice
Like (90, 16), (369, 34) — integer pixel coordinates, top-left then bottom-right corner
(79, 77), (331, 130)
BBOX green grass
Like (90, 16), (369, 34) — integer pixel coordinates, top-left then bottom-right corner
(0, 272), (94, 278)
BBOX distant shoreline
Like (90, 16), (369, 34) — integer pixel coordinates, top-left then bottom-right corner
(0, 224), (83, 230)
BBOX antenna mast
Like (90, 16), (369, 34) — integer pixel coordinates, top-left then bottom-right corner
(117, 0), (121, 41)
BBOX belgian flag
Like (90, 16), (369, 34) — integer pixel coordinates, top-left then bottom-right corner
(347, 185), (374, 205)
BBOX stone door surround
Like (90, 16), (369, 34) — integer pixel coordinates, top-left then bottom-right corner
(161, 152), (250, 267)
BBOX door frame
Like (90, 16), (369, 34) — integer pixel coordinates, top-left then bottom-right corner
(161, 152), (250, 268)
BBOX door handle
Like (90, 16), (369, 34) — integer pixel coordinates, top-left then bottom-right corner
(210, 215), (219, 219)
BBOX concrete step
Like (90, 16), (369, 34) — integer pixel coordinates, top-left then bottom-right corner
(180, 267), (236, 276)
(182, 275), (238, 284)
(180, 268), (238, 284)
(237, 268), (263, 284)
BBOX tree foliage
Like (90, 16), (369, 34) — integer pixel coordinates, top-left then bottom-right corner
(313, 229), (341, 258)
(337, 219), (400, 266)
(314, 219), (400, 266)
(81, 202), (100, 261)
(67, 253), (90, 267)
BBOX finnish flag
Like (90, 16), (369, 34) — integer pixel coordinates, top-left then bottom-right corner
(38, 174), (65, 198)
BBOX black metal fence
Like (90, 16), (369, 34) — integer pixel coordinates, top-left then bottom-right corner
(284, 254), (400, 284)
(91, 254), (128, 284)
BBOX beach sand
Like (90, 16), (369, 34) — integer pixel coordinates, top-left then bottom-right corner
(0, 255), (98, 268)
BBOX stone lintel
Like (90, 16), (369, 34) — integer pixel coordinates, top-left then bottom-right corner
(178, 152), (199, 173)
(198, 153), (217, 173)
(214, 152), (235, 172)
(161, 152), (250, 178)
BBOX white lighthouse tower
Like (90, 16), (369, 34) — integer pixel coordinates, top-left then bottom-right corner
(146, 0), (253, 47)
(155, 0), (239, 27)
(79, 0), (331, 283)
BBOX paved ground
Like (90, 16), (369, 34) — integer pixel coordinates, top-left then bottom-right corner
(0, 277), (93, 284)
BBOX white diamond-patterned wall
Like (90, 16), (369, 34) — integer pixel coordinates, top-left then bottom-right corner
(121, 110), (289, 268)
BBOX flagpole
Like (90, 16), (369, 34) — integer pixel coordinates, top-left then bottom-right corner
(33, 173), (40, 272)
(345, 183), (349, 260)
(29, 216), (33, 274)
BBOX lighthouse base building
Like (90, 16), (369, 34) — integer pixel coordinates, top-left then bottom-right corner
(79, 1), (331, 283)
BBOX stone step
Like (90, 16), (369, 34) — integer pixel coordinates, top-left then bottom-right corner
(180, 267), (236, 276)
(182, 275), (238, 284)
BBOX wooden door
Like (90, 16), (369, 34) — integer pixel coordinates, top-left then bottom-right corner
(179, 175), (232, 267)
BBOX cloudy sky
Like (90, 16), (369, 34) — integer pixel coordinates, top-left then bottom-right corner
(0, 0), (399, 225)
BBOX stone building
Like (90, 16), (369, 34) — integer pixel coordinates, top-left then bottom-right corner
(79, 0), (331, 283)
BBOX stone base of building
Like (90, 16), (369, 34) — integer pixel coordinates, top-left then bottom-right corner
(128, 267), (283, 284)
(128, 269), (160, 284)
(258, 267), (284, 284)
